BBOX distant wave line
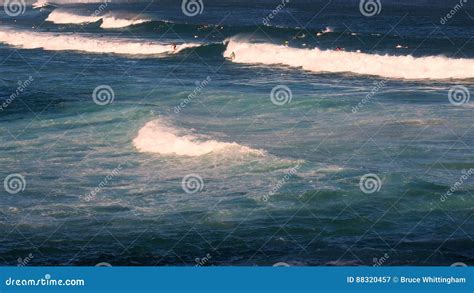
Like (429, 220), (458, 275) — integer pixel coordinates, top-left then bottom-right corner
(46, 10), (152, 29)
(0, 27), (201, 56)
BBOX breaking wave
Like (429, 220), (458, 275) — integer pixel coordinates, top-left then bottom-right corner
(46, 10), (152, 29)
(0, 27), (201, 55)
(223, 39), (474, 80)
(133, 120), (265, 157)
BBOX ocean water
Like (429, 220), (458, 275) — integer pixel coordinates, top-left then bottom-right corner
(0, 0), (473, 266)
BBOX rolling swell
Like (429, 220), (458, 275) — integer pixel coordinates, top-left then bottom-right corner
(46, 9), (151, 28)
(223, 39), (474, 80)
(41, 9), (315, 37)
(0, 27), (202, 55)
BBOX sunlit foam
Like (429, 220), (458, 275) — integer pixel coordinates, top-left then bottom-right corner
(224, 39), (474, 80)
(133, 120), (265, 157)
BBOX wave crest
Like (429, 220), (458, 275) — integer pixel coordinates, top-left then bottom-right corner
(0, 27), (200, 55)
(133, 120), (265, 157)
(223, 39), (474, 80)
(46, 10), (151, 28)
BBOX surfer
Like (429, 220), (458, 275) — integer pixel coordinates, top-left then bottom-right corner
(293, 33), (306, 39)
(172, 43), (177, 51)
(335, 47), (345, 51)
(229, 51), (236, 60)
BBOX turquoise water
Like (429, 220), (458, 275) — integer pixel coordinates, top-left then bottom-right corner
(0, 0), (473, 265)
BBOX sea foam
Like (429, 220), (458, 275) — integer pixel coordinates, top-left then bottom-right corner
(46, 9), (151, 28)
(224, 39), (474, 80)
(133, 120), (264, 157)
(0, 27), (200, 55)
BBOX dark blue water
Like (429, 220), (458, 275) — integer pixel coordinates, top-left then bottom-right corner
(0, 0), (473, 266)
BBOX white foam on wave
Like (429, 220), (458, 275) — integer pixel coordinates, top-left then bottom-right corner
(224, 39), (474, 80)
(2, 0), (113, 6)
(0, 27), (200, 55)
(32, 0), (51, 8)
(29, 0), (127, 5)
(322, 26), (333, 33)
(46, 10), (151, 28)
(133, 120), (265, 157)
